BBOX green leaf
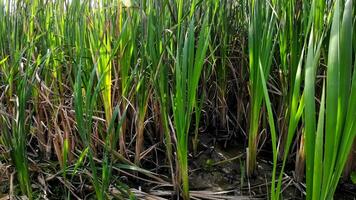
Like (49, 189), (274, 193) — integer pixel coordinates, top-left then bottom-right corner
(351, 171), (356, 184)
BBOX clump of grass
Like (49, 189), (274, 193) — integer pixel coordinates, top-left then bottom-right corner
(304, 0), (355, 199)
(1, 0), (356, 199)
(215, 0), (229, 130)
(116, 0), (138, 155)
(74, 65), (127, 199)
(172, 4), (211, 198)
(274, 0), (306, 161)
(74, 64), (103, 199)
(88, 3), (113, 131)
(2, 72), (33, 199)
(247, 0), (277, 176)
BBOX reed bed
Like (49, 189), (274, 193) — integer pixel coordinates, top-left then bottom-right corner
(0, 0), (355, 199)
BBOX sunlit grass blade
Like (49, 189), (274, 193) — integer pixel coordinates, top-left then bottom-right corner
(256, 56), (278, 200)
(88, 5), (113, 133)
(116, 2), (137, 154)
(304, 28), (323, 200)
(312, 82), (325, 199)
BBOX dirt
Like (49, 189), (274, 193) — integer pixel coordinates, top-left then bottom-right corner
(1, 132), (355, 199)
(186, 133), (356, 200)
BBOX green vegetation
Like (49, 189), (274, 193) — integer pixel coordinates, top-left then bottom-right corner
(304, 0), (356, 199)
(246, 0), (277, 176)
(172, 4), (211, 198)
(0, 0), (355, 199)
